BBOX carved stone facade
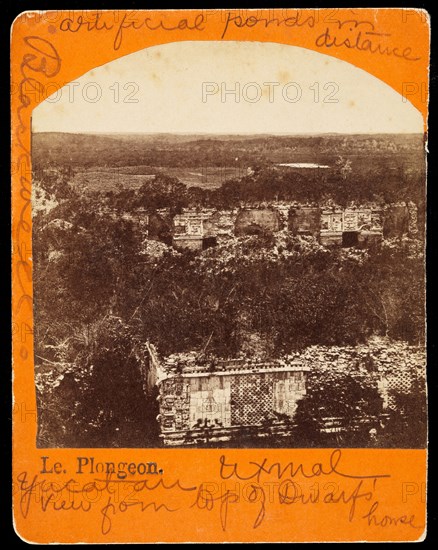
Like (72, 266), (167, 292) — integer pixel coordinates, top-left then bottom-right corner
(155, 357), (309, 446)
(172, 209), (216, 251)
(319, 206), (383, 246)
(148, 337), (425, 446)
(146, 202), (418, 252)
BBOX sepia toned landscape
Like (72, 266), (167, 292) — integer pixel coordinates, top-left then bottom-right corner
(32, 131), (426, 448)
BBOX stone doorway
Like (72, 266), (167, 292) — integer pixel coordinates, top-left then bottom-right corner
(342, 231), (359, 247)
(203, 236), (217, 250)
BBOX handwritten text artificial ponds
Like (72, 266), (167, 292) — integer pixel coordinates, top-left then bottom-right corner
(57, 10), (421, 61)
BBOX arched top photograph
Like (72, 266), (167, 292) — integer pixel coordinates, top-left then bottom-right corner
(31, 38), (426, 450)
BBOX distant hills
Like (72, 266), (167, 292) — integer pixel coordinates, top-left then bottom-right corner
(32, 132), (425, 173)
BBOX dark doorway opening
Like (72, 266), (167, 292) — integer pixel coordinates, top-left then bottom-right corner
(342, 231), (359, 248)
(203, 236), (217, 250)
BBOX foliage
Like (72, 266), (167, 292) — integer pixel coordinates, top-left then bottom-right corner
(380, 378), (427, 448)
(291, 371), (383, 447)
(33, 132), (425, 206)
(31, 133), (426, 447)
(37, 316), (160, 447)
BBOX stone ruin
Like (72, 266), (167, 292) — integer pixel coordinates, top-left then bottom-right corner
(141, 201), (419, 252)
(147, 347), (309, 446)
(145, 337), (425, 446)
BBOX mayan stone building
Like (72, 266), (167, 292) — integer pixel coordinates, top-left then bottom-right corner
(172, 209), (217, 251)
(148, 350), (309, 446)
(147, 202), (418, 252)
(143, 336), (424, 446)
(319, 206), (383, 246)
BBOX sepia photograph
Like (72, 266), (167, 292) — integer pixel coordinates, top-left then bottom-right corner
(31, 40), (426, 449)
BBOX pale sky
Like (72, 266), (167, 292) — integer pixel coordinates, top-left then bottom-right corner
(33, 41), (423, 134)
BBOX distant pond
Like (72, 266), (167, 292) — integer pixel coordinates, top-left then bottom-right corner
(277, 163), (330, 168)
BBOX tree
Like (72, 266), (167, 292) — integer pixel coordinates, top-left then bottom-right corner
(292, 371), (383, 447)
(37, 316), (160, 448)
(381, 378), (427, 448)
(335, 156), (353, 180)
(135, 174), (188, 211)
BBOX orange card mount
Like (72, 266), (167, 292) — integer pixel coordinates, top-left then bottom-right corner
(12, 8), (428, 543)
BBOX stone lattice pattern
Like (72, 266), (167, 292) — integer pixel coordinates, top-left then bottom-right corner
(230, 373), (275, 426)
(381, 369), (417, 409)
(229, 371), (306, 425)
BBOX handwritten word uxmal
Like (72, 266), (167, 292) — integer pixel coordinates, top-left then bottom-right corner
(14, 450), (423, 536)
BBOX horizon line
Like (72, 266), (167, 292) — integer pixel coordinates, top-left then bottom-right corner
(32, 130), (424, 136)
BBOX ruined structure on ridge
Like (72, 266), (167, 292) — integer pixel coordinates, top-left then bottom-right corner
(143, 202), (418, 252)
(319, 206), (383, 246)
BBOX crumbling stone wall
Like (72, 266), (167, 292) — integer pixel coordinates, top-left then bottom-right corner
(407, 201), (419, 237)
(288, 207), (320, 236)
(204, 210), (238, 243)
(148, 212), (173, 245)
(234, 208), (281, 236)
(383, 204), (409, 238)
(270, 203), (292, 230)
(299, 337), (425, 409)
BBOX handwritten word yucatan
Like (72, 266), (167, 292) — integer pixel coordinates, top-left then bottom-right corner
(15, 450), (422, 535)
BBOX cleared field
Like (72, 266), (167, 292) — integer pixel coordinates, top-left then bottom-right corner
(71, 170), (156, 193)
(71, 165), (249, 192)
(33, 132), (425, 197)
(162, 166), (248, 189)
